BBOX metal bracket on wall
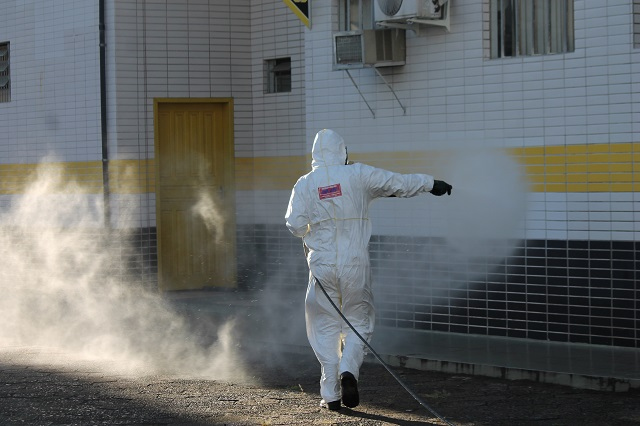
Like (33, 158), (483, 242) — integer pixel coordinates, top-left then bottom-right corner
(345, 70), (375, 118)
(373, 67), (406, 115)
(344, 68), (407, 119)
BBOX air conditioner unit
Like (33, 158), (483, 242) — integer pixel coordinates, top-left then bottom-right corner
(375, 0), (448, 24)
(333, 29), (406, 70)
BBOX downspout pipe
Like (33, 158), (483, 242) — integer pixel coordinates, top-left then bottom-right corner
(99, 0), (111, 228)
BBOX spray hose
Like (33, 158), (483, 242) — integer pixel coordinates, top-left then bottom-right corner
(312, 276), (455, 426)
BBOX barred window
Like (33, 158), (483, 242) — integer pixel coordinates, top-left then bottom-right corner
(264, 57), (291, 94)
(0, 42), (9, 103)
(490, 0), (574, 58)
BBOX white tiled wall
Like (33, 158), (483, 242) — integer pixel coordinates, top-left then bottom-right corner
(251, 1), (306, 157)
(244, 0), (306, 224)
(522, 192), (640, 241)
(0, 0), (102, 164)
(0, 0), (305, 228)
(1, 0), (637, 346)
(106, 0), (255, 227)
(304, 0), (640, 242)
(109, 0), (254, 161)
(107, 0), (304, 226)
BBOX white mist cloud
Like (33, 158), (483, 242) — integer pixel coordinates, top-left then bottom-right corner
(192, 189), (225, 244)
(371, 145), (530, 313)
(440, 147), (528, 256)
(0, 162), (246, 381)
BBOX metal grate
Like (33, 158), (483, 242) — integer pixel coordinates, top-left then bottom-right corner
(335, 33), (363, 65)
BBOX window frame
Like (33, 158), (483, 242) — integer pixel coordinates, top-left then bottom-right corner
(489, 0), (574, 59)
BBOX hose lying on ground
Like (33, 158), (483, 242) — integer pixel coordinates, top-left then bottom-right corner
(313, 276), (456, 426)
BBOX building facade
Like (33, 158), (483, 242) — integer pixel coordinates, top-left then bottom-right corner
(0, 0), (638, 355)
(296, 0), (639, 349)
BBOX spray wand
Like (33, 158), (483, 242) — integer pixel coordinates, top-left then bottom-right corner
(312, 275), (455, 426)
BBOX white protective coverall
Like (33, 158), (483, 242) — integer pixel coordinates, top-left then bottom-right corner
(285, 129), (435, 403)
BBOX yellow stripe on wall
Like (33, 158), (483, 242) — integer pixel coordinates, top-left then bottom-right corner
(0, 161), (104, 194)
(510, 142), (639, 192)
(235, 155), (310, 191)
(0, 142), (637, 195)
(233, 144), (640, 193)
(0, 160), (155, 195)
(109, 159), (156, 194)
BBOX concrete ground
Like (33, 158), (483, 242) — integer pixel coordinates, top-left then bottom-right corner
(0, 345), (639, 426)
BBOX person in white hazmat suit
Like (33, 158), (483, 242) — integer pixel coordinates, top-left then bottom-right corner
(285, 129), (452, 411)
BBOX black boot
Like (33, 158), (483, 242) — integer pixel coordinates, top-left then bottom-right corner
(340, 372), (359, 408)
(320, 399), (341, 411)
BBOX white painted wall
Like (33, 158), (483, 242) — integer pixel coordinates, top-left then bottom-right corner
(302, 0), (640, 241)
(2, 0), (639, 241)
(106, 0), (306, 227)
(0, 0), (101, 164)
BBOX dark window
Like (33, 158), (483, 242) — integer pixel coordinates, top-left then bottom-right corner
(0, 42), (9, 103)
(265, 57), (291, 94)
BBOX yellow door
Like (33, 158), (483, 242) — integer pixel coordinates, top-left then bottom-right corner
(155, 99), (236, 291)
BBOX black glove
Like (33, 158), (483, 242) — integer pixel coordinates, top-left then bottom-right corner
(430, 180), (452, 196)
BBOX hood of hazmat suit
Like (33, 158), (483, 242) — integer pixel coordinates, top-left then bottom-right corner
(284, 129), (435, 404)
